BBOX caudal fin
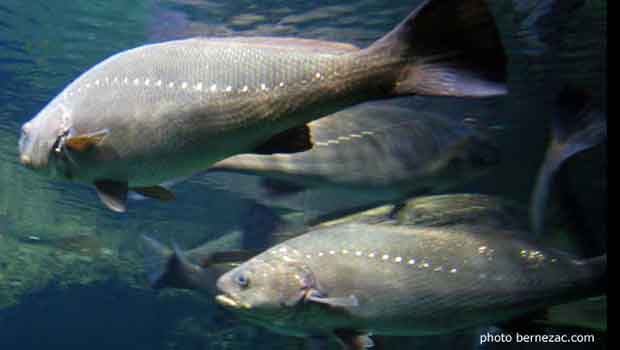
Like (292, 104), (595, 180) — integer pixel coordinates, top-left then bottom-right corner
(367, 0), (507, 97)
(529, 86), (607, 236)
(141, 235), (212, 291)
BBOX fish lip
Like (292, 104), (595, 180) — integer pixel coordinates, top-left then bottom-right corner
(215, 294), (252, 310)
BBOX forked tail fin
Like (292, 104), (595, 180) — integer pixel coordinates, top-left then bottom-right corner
(529, 86), (607, 236)
(367, 0), (507, 97)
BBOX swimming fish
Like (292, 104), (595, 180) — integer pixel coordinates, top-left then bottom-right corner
(18, 0), (507, 212)
(208, 102), (500, 198)
(215, 222), (606, 349)
(141, 234), (260, 294)
(529, 86), (607, 236)
(141, 193), (525, 293)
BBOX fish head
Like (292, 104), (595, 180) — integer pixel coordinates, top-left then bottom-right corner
(216, 249), (318, 321)
(19, 100), (75, 179)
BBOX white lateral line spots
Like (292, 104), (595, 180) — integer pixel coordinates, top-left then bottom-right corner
(338, 136), (350, 141)
(361, 131), (374, 135)
(279, 82), (285, 87)
(86, 83), (91, 88)
(210, 84), (217, 92)
(318, 252), (324, 257)
(355, 251), (362, 257)
(123, 77), (129, 84)
(181, 82), (188, 89)
(408, 259), (416, 265)
(314, 142), (329, 147)
(156, 80), (162, 87)
(394, 257), (403, 263)
(450, 268), (458, 274)
(168, 82), (175, 88)
(242, 85), (248, 92)
(329, 250), (336, 255)
(195, 82), (203, 91)
(341, 249), (349, 255)
(326, 140), (340, 145)
(133, 78), (140, 86)
(260, 83), (267, 91)
(226, 86), (232, 92)
(95, 80), (100, 86)
(350, 134), (362, 138)
(381, 254), (389, 261)
(368, 252), (376, 258)
(144, 79), (150, 86)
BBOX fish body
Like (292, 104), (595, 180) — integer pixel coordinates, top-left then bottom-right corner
(18, 0), (507, 212)
(216, 222), (605, 345)
(209, 103), (499, 197)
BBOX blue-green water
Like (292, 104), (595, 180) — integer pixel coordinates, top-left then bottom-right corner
(0, 0), (606, 349)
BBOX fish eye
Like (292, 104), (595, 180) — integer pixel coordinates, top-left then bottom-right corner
(235, 273), (250, 288)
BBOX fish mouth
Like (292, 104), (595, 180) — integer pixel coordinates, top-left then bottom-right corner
(215, 294), (252, 310)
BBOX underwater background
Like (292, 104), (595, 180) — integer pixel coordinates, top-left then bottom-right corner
(0, 0), (606, 349)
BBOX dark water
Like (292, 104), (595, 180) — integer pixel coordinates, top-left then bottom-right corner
(0, 0), (606, 349)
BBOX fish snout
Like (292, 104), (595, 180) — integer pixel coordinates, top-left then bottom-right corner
(19, 153), (32, 166)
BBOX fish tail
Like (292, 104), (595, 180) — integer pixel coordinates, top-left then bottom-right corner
(529, 86), (607, 236)
(141, 235), (212, 291)
(366, 0), (507, 98)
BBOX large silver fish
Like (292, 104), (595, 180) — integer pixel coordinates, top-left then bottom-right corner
(141, 193), (527, 294)
(215, 222), (605, 349)
(18, 0), (507, 212)
(208, 102), (499, 198)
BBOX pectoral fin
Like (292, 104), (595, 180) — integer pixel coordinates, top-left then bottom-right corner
(306, 290), (359, 308)
(253, 124), (313, 154)
(132, 186), (176, 202)
(65, 129), (109, 152)
(95, 180), (128, 213)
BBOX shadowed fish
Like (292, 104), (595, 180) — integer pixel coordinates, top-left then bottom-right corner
(215, 221), (605, 349)
(18, 0), (507, 212)
(529, 86), (607, 236)
(208, 102), (500, 199)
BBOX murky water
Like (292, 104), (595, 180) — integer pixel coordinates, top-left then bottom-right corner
(0, 0), (605, 349)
